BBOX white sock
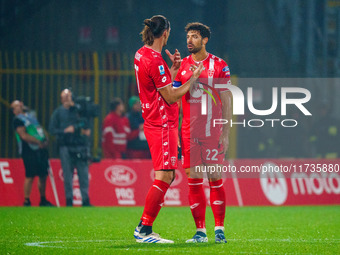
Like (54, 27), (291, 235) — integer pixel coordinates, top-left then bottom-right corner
(196, 228), (207, 234)
(215, 226), (224, 232)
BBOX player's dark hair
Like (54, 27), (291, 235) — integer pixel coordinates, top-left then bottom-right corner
(185, 22), (211, 39)
(110, 98), (123, 111)
(141, 15), (170, 46)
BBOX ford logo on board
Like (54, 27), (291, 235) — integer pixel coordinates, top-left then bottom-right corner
(104, 165), (137, 186)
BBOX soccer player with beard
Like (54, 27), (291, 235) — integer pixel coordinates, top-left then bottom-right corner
(133, 15), (203, 243)
(173, 22), (232, 243)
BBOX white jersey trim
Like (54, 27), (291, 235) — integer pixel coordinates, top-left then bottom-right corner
(205, 57), (215, 137)
(157, 82), (172, 91)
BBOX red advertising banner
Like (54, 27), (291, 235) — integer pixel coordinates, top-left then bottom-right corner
(0, 158), (339, 206)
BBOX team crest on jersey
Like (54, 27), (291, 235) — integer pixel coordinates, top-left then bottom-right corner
(171, 156), (177, 166)
(159, 65), (165, 75)
(208, 69), (215, 77)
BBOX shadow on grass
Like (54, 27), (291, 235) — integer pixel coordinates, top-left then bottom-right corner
(105, 242), (216, 249)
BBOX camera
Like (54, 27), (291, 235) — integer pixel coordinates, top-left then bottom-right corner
(74, 96), (99, 119)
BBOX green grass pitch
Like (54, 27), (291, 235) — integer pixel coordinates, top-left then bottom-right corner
(0, 206), (339, 254)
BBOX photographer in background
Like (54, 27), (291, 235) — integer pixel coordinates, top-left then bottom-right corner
(11, 100), (54, 207)
(49, 89), (91, 206)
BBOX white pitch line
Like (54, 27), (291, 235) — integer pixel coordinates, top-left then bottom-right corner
(24, 239), (124, 249)
(229, 160), (244, 206)
(24, 238), (340, 249)
(228, 238), (340, 243)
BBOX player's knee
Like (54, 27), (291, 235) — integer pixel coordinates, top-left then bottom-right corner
(155, 170), (175, 185)
(163, 170), (175, 185)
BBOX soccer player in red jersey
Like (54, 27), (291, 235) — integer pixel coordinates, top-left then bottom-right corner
(133, 15), (203, 243)
(173, 22), (232, 243)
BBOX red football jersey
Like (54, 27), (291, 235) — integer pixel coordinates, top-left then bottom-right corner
(174, 53), (230, 138)
(134, 46), (178, 130)
(101, 112), (139, 159)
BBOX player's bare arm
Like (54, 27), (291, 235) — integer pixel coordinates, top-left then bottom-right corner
(158, 62), (204, 104)
(16, 126), (44, 147)
(219, 90), (232, 154)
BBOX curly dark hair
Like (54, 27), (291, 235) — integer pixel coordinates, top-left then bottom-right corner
(185, 22), (211, 39)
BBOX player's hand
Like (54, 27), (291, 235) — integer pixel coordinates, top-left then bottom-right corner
(165, 49), (181, 70)
(64, 125), (75, 133)
(218, 133), (229, 155)
(192, 62), (204, 79)
(177, 135), (181, 148)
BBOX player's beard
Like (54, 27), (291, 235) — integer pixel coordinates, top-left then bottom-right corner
(188, 41), (203, 54)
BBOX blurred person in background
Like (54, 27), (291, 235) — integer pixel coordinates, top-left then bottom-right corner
(49, 89), (92, 207)
(126, 96), (150, 159)
(102, 98), (139, 159)
(133, 15), (203, 243)
(11, 100), (54, 207)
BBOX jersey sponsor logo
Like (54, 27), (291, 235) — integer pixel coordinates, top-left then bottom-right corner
(162, 76), (167, 83)
(104, 165), (137, 186)
(181, 70), (186, 75)
(188, 98), (202, 104)
(159, 65), (165, 75)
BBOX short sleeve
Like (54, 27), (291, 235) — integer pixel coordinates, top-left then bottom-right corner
(149, 58), (172, 90)
(13, 117), (24, 130)
(218, 60), (231, 93)
(219, 60), (230, 79)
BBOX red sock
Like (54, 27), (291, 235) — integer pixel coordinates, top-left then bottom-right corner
(209, 179), (226, 227)
(141, 179), (170, 226)
(188, 178), (206, 229)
